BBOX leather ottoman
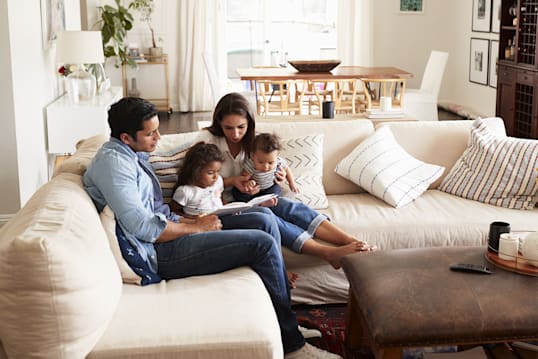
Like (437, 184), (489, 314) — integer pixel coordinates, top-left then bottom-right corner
(341, 246), (538, 359)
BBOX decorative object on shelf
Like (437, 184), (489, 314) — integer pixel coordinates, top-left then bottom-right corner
(131, 0), (163, 60)
(56, 31), (106, 103)
(288, 60), (341, 73)
(472, 0), (492, 32)
(489, 40), (499, 88)
(97, 0), (136, 68)
(469, 38), (489, 85)
(128, 78), (141, 97)
(399, 0), (424, 14)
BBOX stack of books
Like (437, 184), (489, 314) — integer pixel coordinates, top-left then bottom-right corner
(366, 108), (405, 119)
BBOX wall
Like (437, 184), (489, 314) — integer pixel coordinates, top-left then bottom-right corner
(0, 0), (80, 225)
(373, 0), (498, 116)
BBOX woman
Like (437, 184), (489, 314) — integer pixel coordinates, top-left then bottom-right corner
(202, 93), (374, 270)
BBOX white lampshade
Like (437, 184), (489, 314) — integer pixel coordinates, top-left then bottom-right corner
(56, 31), (105, 64)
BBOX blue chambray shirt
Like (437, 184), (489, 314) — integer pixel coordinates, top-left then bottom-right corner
(83, 138), (178, 275)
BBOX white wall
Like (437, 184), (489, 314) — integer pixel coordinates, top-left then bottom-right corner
(0, 0), (80, 223)
(373, 0), (498, 116)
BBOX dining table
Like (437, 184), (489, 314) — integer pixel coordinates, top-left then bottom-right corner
(236, 65), (414, 115)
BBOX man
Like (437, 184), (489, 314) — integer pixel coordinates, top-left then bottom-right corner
(83, 97), (340, 359)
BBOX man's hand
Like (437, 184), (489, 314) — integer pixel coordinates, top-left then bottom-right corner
(194, 214), (222, 232)
(157, 215), (222, 242)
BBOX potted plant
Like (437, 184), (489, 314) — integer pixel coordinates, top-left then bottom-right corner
(96, 0), (137, 68)
(131, 0), (163, 60)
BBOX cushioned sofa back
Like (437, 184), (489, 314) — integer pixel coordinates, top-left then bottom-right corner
(0, 173), (122, 358)
(379, 117), (506, 189)
(257, 119), (375, 195)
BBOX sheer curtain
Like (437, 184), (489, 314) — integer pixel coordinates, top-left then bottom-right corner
(337, 0), (373, 66)
(177, 0), (225, 111)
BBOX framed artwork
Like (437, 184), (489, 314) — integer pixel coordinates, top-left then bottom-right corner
(491, 0), (501, 33)
(489, 40), (499, 88)
(469, 38), (490, 85)
(399, 0), (424, 13)
(40, 0), (66, 49)
(472, 0), (492, 32)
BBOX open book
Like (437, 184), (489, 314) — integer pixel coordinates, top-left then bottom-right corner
(210, 194), (278, 216)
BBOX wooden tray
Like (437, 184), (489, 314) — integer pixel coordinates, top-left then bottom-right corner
(485, 251), (538, 277)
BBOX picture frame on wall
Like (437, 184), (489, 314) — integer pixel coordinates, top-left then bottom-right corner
(472, 0), (492, 32)
(489, 40), (499, 88)
(469, 38), (490, 85)
(491, 0), (501, 33)
(399, 0), (424, 14)
(40, 0), (66, 49)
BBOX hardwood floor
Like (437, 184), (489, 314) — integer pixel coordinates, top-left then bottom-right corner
(158, 111), (212, 135)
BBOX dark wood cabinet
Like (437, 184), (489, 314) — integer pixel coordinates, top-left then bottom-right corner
(496, 0), (538, 139)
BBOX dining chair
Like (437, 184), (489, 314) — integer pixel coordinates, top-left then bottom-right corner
(257, 80), (305, 116)
(297, 80), (335, 115)
(362, 78), (406, 110)
(334, 79), (366, 114)
(402, 50), (449, 121)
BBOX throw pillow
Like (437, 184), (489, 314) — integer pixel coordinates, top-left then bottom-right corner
(439, 119), (538, 209)
(334, 126), (445, 208)
(100, 206), (142, 285)
(280, 134), (328, 209)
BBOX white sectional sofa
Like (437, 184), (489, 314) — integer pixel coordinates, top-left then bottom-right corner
(0, 117), (536, 358)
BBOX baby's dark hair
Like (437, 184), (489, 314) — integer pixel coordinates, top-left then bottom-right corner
(252, 133), (282, 154)
(176, 142), (225, 186)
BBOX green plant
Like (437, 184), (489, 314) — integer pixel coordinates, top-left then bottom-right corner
(96, 0), (136, 67)
(131, 0), (158, 48)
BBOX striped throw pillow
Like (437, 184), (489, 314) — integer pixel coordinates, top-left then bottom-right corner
(439, 119), (538, 209)
(334, 126), (444, 208)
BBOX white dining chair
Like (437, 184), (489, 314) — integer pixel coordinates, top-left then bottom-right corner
(403, 50), (449, 121)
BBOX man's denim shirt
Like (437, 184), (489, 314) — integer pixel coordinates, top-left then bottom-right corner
(83, 138), (178, 274)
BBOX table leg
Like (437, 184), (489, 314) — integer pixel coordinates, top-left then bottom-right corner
(344, 290), (368, 349)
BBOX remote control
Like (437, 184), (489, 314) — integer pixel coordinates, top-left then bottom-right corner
(449, 263), (492, 274)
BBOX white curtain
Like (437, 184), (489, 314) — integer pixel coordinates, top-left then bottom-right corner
(337, 0), (373, 66)
(177, 0), (226, 111)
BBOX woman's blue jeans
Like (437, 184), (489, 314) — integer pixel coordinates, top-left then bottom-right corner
(154, 210), (305, 353)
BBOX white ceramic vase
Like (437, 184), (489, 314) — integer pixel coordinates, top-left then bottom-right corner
(521, 232), (538, 267)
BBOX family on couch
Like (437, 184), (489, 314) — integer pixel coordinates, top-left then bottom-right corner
(82, 95), (373, 358)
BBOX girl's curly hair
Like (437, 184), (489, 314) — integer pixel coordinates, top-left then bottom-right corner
(176, 142), (225, 187)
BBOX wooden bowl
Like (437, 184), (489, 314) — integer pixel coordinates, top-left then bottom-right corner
(288, 59), (341, 72)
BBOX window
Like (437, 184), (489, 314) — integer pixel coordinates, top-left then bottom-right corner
(226, 0), (337, 78)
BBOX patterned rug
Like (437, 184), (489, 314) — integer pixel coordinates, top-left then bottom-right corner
(293, 304), (457, 359)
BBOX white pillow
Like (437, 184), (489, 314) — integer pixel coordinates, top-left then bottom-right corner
(335, 126), (445, 208)
(280, 134), (328, 209)
(439, 119), (538, 209)
(100, 206), (142, 285)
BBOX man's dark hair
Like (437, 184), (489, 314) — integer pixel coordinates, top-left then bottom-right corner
(108, 97), (158, 140)
(176, 142), (225, 186)
(253, 133), (282, 154)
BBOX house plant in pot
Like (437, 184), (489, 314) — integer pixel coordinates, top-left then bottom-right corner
(131, 0), (163, 60)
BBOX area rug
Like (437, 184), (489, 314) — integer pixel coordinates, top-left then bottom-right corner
(293, 304), (457, 359)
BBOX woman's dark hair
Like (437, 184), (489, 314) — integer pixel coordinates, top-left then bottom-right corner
(206, 92), (256, 155)
(108, 97), (158, 140)
(253, 133), (282, 154)
(176, 142), (225, 186)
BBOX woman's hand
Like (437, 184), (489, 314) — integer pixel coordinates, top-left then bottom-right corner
(234, 174), (260, 195)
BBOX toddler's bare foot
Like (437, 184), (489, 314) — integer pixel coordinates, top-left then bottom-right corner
(326, 241), (364, 269)
(287, 271), (299, 289)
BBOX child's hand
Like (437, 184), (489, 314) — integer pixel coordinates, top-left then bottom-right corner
(274, 165), (286, 185)
(289, 182), (300, 194)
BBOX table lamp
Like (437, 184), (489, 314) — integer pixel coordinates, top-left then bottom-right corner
(56, 31), (105, 103)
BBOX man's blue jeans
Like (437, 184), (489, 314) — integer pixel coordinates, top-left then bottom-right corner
(154, 210), (305, 353)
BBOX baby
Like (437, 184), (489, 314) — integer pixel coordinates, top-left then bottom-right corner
(232, 132), (298, 202)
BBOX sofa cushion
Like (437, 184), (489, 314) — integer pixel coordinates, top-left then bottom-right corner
(53, 134), (109, 177)
(334, 126), (444, 207)
(89, 267), (283, 359)
(280, 134), (328, 209)
(258, 119), (374, 195)
(0, 173), (122, 358)
(439, 119), (538, 209)
(100, 206), (142, 285)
